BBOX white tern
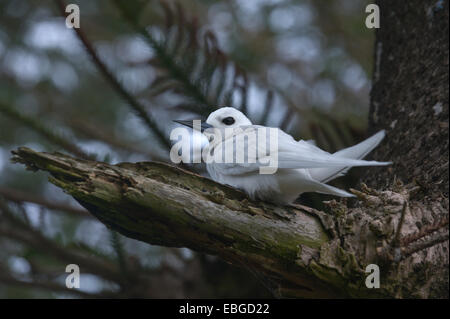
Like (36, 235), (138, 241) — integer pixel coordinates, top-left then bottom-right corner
(175, 107), (391, 204)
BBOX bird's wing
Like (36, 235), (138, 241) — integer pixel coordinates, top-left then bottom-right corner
(206, 125), (271, 175)
(209, 127), (390, 176)
(275, 129), (390, 168)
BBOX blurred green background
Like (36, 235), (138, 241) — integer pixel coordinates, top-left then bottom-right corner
(0, 0), (374, 298)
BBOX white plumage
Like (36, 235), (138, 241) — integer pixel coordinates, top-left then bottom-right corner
(199, 107), (390, 204)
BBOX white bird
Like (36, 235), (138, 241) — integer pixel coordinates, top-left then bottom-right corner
(175, 107), (391, 204)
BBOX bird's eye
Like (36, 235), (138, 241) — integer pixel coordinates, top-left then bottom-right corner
(222, 117), (235, 125)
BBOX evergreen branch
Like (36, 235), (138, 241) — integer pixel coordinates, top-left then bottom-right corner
(112, 0), (250, 117)
(113, 0), (214, 112)
(260, 90), (274, 125)
(280, 108), (294, 132)
(65, 117), (165, 161)
(0, 102), (93, 160)
(0, 200), (128, 285)
(106, 0), (357, 155)
(55, 0), (170, 149)
(0, 271), (116, 298)
(0, 186), (91, 218)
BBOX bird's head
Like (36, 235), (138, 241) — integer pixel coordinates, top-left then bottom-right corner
(173, 106), (252, 144)
(206, 107), (252, 129)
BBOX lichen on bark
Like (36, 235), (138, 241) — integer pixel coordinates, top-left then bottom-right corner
(11, 147), (448, 298)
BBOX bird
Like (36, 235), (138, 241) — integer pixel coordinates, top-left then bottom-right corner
(174, 107), (391, 204)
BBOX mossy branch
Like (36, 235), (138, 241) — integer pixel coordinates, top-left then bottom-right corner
(10, 147), (448, 298)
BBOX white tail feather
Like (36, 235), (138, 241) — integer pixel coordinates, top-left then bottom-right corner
(309, 130), (388, 183)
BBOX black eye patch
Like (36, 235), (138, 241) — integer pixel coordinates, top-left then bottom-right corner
(222, 117), (235, 125)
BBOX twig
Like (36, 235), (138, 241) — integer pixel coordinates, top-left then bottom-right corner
(110, 231), (128, 276)
(0, 204), (126, 285)
(401, 231), (449, 260)
(260, 90), (273, 125)
(401, 216), (449, 246)
(112, 0), (216, 113)
(280, 107), (294, 132)
(0, 272), (117, 298)
(392, 201), (408, 247)
(0, 102), (93, 160)
(66, 117), (165, 161)
(55, 0), (170, 149)
(0, 186), (91, 218)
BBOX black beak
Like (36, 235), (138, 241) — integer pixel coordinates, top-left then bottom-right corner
(173, 120), (213, 132)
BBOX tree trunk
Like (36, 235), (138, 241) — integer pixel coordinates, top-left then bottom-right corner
(10, 0), (448, 298)
(367, 0), (449, 198)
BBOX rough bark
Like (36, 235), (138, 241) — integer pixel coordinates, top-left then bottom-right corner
(11, 147), (448, 298)
(365, 0), (450, 298)
(367, 0), (449, 197)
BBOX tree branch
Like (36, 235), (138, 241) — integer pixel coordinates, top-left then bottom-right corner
(10, 147), (449, 298)
(0, 186), (91, 218)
